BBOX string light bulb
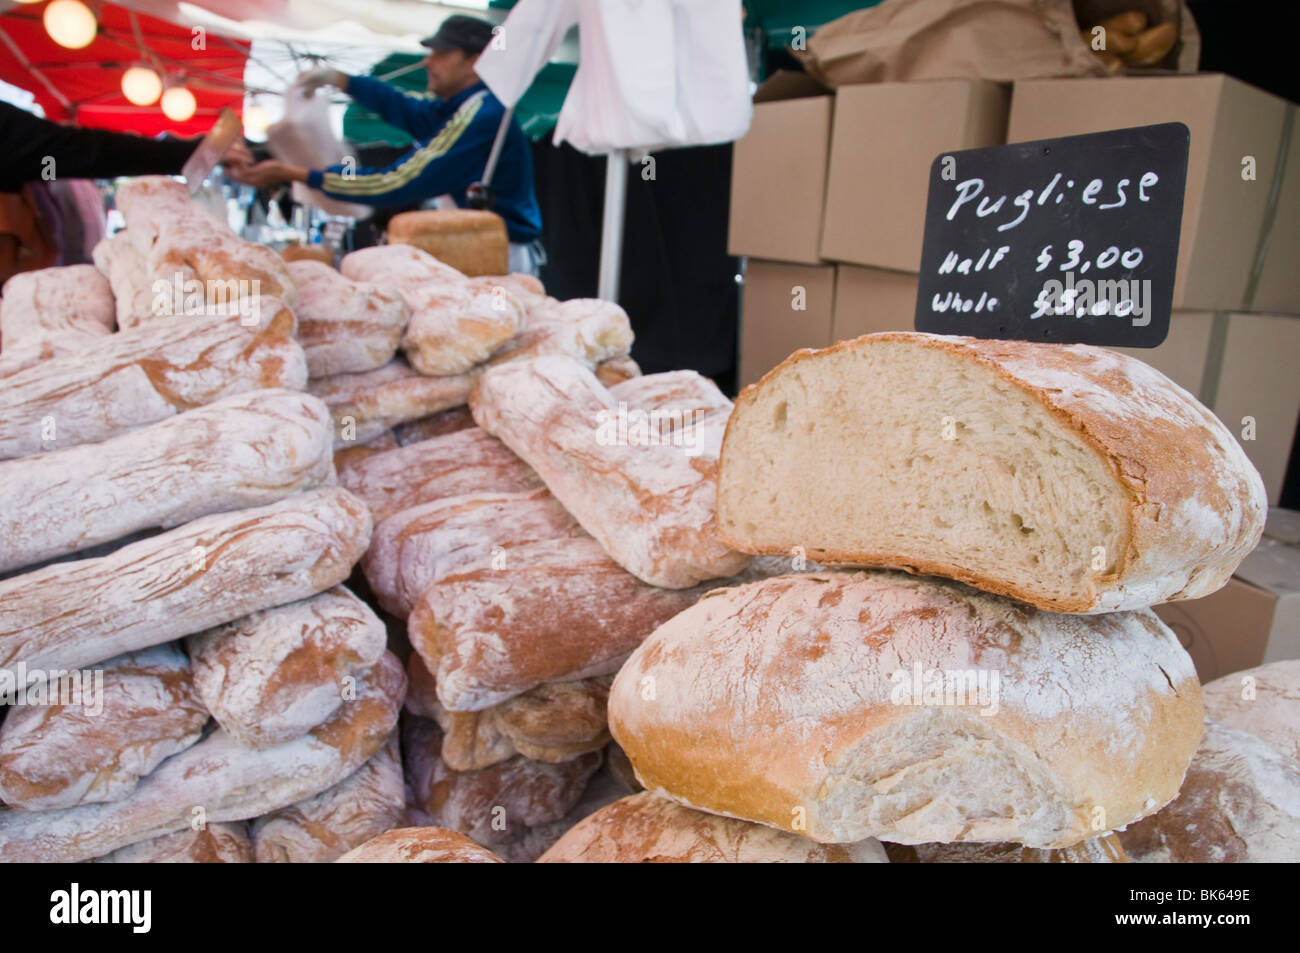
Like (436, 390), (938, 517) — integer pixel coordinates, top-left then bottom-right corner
(121, 66), (163, 106)
(43, 0), (97, 50)
(161, 86), (197, 122)
(242, 103), (270, 138)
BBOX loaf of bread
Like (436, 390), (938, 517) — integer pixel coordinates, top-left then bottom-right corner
(594, 356), (642, 386)
(308, 359), (474, 448)
(0, 651), (404, 862)
(0, 487), (371, 673)
(487, 298), (633, 369)
(92, 233), (158, 329)
(287, 259), (408, 377)
(280, 244), (335, 265)
(471, 356), (751, 588)
(608, 369), (733, 423)
(538, 792), (889, 863)
(363, 489), (584, 617)
(0, 644), (208, 811)
(0, 388), (335, 574)
(466, 273), (547, 308)
(251, 733), (404, 862)
(407, 652), (612, 770)
(392, 406), (476, 445)
(332, 429), (399, 473)
(186, 586), (387, 748)
(340, 244), (523, 375)
(339, 427), (541, 524)
(334, 827), (502, 863)
(0, 306), (306, 461)
(886, 833), (1128, 863)
(403, 716), (601, 850)
(411, 535), (714, 712)
(387, 209), (509, 277)
(1120, 722), (1300, 862)
(717, 332), (1267, 613)
(610, 570), (1205, 848)
(92, 823), (253, 863)
(0, 265), (115, 369)
(1201, 660), (1300, 763)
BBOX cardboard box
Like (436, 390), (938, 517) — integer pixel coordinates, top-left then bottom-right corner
(819, 80), (1009, 272)
(1108, 311), (1215, 400)
(1154, 509), (1300, 683)
(1007, 75), (1294, 312)
(831, 264), (918, 343)
(728, 73), (834, 265)
(1210, 312), (1300, 504)
(1253, 119), (1300, 315)
(739, 260), (835, 388)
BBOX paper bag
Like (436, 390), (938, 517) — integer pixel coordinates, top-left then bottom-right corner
(266, 85), (373, 220)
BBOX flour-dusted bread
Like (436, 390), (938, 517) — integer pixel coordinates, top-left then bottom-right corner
(334, 827), (502, 863)
(332, 429), (399, 473)
(594, 356), (642, 386)
(340, 244), (523, 375)
(0, 306), (306, 461)
(466, 273), (547, 308)
(410, 535), (714, 712)
(717, 332), (1267, 613)
(387, 208), (509, 277)
(92, 233), (157, 329)
(538, 792), (889, 863)
(363, 489), (584, 617)
(0, 389), (335, 574)
(392, 406), (476, 444)
(0, 644), (208, 811)
(251, 733), (404, 862)
(608, 369), (733, 426)
(0, 265), (115, 371)
(1120, 721), (1300, 862)
(487, 297), (633, 369)
(308, 359), (474, 448)
(610, 571), (1205, 848)
(1201, 661), (1300, 764)
(341, 427), (542, 524)
(0, 487), (371, 673)
(886, 833), (1129, 863)
(287, 259), (408, 377)
(92, 822), (253, 863)
(403, 717), (601, 851)
(0, 652), (404, 862)
(471, 356), (751, 588)
(186, 586), (387, 748)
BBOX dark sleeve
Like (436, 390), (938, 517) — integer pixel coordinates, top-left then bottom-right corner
(0, 103), (199, 191)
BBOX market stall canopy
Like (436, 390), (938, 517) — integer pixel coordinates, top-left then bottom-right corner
(0, 0), (248, 136)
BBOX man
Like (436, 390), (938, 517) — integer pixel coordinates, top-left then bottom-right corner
(229, 15), (544, 275)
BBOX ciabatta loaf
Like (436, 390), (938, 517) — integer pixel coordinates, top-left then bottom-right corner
(0, 307), (306, 461)
(609, 571), (1205, 848)
(0, 265), (115, 369)
(1201, 660), (1300, 764)
(186, 586), (387, 748)
(0, 388), (335, 574)
(471, 356), (751, 588)
(308, 359), (474, 448)
(392, 406), (476, 444)
(287, 259), (407, 377)
(251, 733), (404, 862)
(92, 233), (157, 329)
(717, 332), (1267, 613)
(0, 644), (208, 811)
(594, 356), (642, 386)
(92, 823), (253, 863)
(0, 488), (371, 672)
(0, 652), (404, 862)
(487, 297), (633, 369)
(334, 827), (502, 863)
(1119, 721), (1300, 862)
(538, 792), (888, 863)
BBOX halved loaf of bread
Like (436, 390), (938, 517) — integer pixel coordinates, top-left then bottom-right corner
(716, 332), (1266, 613)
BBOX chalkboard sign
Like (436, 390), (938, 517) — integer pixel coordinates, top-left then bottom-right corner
(915, 123), (1189, 347)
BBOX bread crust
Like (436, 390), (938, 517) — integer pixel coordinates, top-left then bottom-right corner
(334, 826), (502, 863)
(718, 332), (1267, 613)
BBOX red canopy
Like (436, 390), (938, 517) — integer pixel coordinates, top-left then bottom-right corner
(0, 0), (247, 137)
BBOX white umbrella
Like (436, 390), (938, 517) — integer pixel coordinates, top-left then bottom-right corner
(475, 0), (751, 300)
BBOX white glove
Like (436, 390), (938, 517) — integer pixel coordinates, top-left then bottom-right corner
(295, 68), (348, 98)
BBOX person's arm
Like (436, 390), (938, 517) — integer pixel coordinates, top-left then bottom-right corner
(304, 93), (496, 207)
(343, 75), (444, 141)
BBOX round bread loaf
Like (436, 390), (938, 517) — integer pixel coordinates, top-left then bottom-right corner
(538, 792), (888, 863)
(1201, 660), (1300, 763)
(334, 827), (502, 863)
(609, 571), (1204, 848)
(885, 833), (1127, 863)
(1119, 721), (1300, 862)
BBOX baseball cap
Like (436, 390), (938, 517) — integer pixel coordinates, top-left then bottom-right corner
(420, 15), (494, 55)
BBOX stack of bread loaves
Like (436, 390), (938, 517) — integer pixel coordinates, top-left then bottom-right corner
(0, 178), (412, 863)
(597, 332), (1282, 860)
